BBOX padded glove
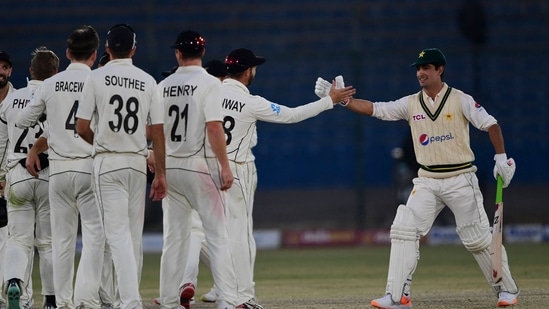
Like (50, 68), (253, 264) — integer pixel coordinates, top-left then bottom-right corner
(314, 77), (331, 98)
(493, 153), (516, 188)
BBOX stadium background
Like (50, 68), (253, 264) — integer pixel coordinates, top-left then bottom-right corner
(2, 0), (547, 233)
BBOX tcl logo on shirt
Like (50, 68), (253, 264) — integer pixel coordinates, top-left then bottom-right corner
(412, 114), (426, 121)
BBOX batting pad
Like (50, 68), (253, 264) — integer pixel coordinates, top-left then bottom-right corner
(456, 223), (519, 295)
(387, 205), (419, 303)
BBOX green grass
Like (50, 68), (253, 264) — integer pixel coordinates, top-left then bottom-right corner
(31, 243), (549, 308)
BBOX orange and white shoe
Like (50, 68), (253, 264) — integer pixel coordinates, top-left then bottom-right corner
(371, 294), (412, 309)
(497, 291), (518, 307)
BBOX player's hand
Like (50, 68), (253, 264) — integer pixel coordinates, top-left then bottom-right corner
(220, 167), (234, 191)
(314, 77), (331, 98)
(149, 174), (167, 201)
(25, 152), (41, 177)
(328, 80), (355, 106)
(493, 153), (516, 188)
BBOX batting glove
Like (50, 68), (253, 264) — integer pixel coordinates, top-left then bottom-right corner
(334, 75), (350, 106)
(314, 77), (331, 98)
(493, 153), (516, 188)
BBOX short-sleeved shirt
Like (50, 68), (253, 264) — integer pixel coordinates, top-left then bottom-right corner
(17, 63), (93, 160)
(76, 59), (163, 157)
(158, 65), (223, 158)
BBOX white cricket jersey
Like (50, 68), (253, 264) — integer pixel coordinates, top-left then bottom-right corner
(221, 78), (334, 163)
(0, 80), (47, 169)
(76, 59), (163, 157)
(16, 63), (93, 160)
(0, 82), (16, 180)
(158, 65), (223, 158)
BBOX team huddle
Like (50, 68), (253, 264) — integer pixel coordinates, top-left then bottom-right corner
(0, 22), (518, 309)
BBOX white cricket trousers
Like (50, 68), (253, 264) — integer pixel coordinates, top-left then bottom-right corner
(3, 164), (54, 297)
(92, 154), (146, 309)
(227, 161), (258, 304)
(49, 159), (105, 308)
(160, 157), (238, 309)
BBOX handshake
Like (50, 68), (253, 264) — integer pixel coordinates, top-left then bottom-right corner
(314, 75), (354, 106)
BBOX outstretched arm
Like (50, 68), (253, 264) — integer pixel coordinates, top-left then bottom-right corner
(345, 98), (375, 116)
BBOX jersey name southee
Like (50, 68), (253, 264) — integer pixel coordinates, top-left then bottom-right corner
(55, 81), (84, 92)
(11, 98), (30, 109)
(104, 75), (145, 91)
(222, 98), (245, 112)
(162, 84), (197, 97)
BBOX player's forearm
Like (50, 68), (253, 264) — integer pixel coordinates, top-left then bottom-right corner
(346, 98), (374, 116)
(76, 118), (94, 144)
(149, 124), (166, 176)
(488, 124), (505, 154)
(29, 136), (49, 155)
(206, 121), (231, 170)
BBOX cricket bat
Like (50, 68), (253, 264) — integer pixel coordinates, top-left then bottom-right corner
(491, 175), (504, 283)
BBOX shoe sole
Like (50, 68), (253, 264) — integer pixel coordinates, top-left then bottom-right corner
(7, 285), (21, 309)
(180, 286), (195, 309)
(497, 300), (518, 307)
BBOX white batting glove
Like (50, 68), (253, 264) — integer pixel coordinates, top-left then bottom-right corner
(334, 75), (350, 106)
(314, 77), (331, 98)
(493, 153), (516, 188)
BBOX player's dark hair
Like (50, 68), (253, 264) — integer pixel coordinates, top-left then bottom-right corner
(178, 48), (204, 60)
(67, 25), (100, 61)
(434, 63), (445, 79)
(30, 47), (59, 81)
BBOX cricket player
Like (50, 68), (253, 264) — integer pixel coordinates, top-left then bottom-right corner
(158, 30), (241, 309)
(315, 48), (518, 308)
(76, 23), (167, 309)
(0, 50), (15, 309)
(16, 26), (106, 309)
(0, 47), (59, 309)
(215, 48), (355, 307)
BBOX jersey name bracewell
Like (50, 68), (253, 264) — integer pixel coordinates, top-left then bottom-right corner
(18, 63), (94, 161)
(55, 81), (84, 92)
(158, 66), (223, 158)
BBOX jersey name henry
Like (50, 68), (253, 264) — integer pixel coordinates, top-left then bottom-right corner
(162, 84), (197, 97)
(222, 98), (245, 113)
(55, 81), (84, 92)
(104, 75), (145, 91)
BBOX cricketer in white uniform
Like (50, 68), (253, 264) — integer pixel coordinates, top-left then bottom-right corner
(316, 48), (518, 308)
(0, 50), (16, 309)
(219, 48), (355, 307)
(15, 26), (106, 309)
(0, 47), (59, 309)
(157, 30), (238, 309)
(76, 24), (167, 309)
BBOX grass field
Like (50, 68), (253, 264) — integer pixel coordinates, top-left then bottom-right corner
(30, 243), (549, 308)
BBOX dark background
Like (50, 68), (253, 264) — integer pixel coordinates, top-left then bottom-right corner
(2, 0), (547, 229)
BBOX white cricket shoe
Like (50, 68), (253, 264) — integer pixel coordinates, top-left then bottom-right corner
(497, 291), (518, 307)
(371, 293), (412, 309)
(200, 285), (217, 302)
